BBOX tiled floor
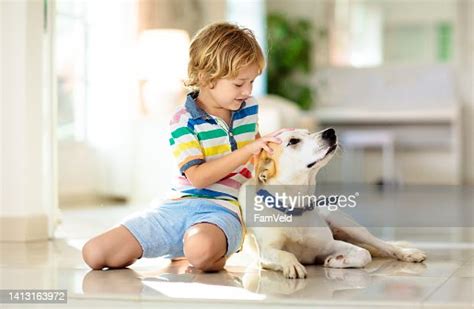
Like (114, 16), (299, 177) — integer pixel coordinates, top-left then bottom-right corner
(1, 185), (473, 308)
(0, 239), (472, 308)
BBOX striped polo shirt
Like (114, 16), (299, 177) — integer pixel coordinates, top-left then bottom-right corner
(167, 91), (259, 218)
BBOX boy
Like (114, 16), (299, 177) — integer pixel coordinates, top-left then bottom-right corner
(83, 22), (285, 272)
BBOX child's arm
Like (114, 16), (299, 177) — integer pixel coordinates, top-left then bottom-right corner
(185, 129), (287, 188)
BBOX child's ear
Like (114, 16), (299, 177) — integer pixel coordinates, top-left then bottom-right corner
(255, 150), (276, 184)
(198, 72), (214, 89)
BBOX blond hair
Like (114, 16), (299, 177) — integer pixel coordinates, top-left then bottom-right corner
(185, 22), (265, 90)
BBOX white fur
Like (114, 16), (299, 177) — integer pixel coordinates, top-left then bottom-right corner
(239, 129), (426, 279)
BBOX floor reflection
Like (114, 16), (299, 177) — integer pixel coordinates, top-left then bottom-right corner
(81, 258), (428, 300)
(242, 259), (427, 298)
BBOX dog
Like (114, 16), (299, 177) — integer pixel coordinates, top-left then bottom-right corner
(238, 128), (426, 279)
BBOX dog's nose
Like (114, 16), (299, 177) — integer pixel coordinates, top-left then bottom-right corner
(322, 128), (336, 142)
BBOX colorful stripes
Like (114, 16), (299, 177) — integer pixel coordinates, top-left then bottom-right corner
(197, 129), (227, 140)
(233, 123), (256, 135)
(168, 93), (259, 213)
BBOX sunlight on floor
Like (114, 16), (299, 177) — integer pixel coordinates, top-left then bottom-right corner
(143, 281), (266, 300)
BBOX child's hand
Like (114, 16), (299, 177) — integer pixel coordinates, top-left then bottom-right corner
(245, 128), (295, 155)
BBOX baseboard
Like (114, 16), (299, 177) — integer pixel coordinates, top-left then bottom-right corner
(0, 214), (49, 242)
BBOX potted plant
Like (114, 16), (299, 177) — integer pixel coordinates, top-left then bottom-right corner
(266, 13), (314, 110)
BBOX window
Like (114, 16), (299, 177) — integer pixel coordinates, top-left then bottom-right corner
(55, 1), (88, 141)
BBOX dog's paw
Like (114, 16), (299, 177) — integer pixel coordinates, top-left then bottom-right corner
(280, 259), (307, 279)
(324, 249), (372, 268)
(396, 248), (427, 263)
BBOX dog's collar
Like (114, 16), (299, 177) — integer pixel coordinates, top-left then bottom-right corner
(256, 189), (316, 216)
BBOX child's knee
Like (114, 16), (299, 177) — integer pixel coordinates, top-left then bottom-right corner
(183, 229), (227, 271)
(184, 244), (216, 270)
(185, 247), (225, 271)
(82, 239), (106, 270)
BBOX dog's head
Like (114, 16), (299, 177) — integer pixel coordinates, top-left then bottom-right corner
(255, 128), (337, 184)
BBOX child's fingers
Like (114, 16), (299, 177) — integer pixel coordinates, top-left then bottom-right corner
(262, 144), (272, 154)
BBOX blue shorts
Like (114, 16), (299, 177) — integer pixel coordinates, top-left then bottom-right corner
(121, 198), (243, 259)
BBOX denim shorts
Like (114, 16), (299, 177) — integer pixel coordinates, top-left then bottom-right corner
(121, 198), (243, 259)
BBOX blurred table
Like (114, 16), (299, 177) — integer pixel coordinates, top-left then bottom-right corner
(313, 104), (462, 185)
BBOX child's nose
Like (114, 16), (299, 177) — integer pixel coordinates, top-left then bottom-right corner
(242, 85), (252, 96)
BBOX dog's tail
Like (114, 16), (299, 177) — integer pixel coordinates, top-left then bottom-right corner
(243, 233), (259, 256)
(242, 233), (261, 268)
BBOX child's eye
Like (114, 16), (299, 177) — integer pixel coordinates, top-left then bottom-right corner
(234, 84), (244, 87)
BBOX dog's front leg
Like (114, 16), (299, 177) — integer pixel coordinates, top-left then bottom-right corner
(259, 246), (307, 279)
(252, 229), (307, 279)
(321, 209), (426, 263)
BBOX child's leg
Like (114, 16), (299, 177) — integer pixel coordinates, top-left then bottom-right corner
(183, 223), (227, 272)
(82, 225), (143, 270)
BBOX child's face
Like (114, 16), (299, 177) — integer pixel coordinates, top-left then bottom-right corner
(208, 63), (260, 111)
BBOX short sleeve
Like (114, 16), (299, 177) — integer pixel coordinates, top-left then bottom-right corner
(169, 120), (205, 175)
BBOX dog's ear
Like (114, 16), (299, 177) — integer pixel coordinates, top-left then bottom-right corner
(255, 150), (276, 184)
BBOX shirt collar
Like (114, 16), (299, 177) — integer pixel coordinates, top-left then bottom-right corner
(185, 91), (208, 119)
(184, 91), (247, 120)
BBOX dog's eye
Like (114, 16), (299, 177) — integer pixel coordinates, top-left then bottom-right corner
(287, 138), (301, 146)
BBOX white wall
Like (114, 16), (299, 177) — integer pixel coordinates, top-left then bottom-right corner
(458, 0), (474, 184)
(58, 142), (99, 198)
(1, 0), (55, 240)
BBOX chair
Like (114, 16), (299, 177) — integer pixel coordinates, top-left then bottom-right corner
(340, 130), (397, 186)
